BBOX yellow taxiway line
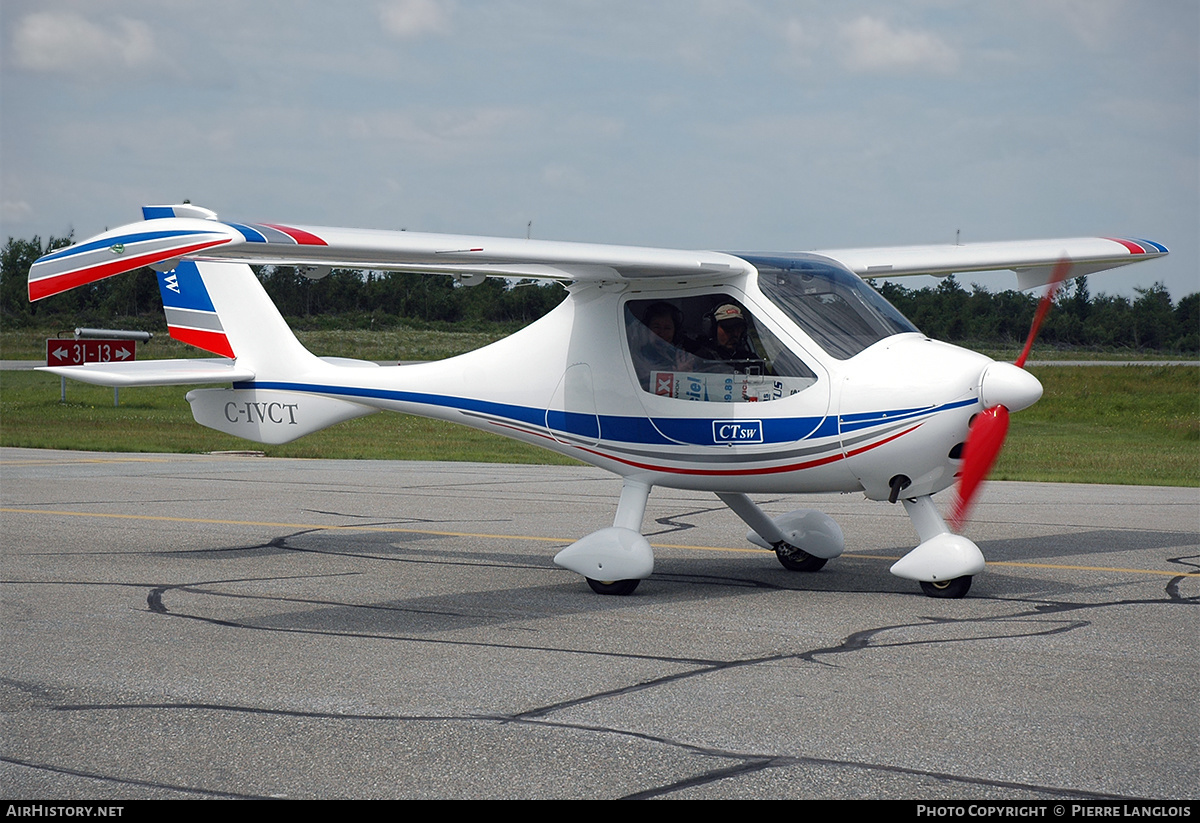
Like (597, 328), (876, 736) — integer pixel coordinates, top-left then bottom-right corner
(3, 506), (1194, 579)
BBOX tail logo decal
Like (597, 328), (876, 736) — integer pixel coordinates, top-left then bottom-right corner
(157, 261), (235, 359)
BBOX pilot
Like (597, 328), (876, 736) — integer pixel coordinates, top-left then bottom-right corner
(696, 303), (757, 363)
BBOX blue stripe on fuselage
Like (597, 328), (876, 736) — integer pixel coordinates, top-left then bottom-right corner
(237, 380), (972, 447)
(839, 398), (976, 433)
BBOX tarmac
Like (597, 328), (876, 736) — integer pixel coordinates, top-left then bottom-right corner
(1, 448), (1197, 799)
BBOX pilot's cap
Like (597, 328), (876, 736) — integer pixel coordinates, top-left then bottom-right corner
(713, 304), (745, 324)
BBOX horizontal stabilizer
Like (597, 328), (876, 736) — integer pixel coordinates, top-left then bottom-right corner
(37, 358), (255, 387)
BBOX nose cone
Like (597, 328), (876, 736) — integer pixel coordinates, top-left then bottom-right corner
(979, 362), (1042, 412)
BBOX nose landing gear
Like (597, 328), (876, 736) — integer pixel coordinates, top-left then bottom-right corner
(892, 495), (984, 599)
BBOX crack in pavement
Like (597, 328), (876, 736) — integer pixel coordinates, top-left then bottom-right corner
(17, 702), (1140, 801)
(9, 504), (1195, 799)
(129, 565), (1190, 797)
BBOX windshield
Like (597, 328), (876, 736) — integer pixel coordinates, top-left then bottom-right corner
(743, 254), (919, 359)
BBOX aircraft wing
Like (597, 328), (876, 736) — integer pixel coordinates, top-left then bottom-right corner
(29, 205), (752, 301)
(37, 358), (255, 387)
(809, 236), (1168, 290)
(29, 204), (1167, 300)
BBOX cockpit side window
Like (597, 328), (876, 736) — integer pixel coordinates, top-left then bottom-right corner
(748, 255), (919, 359)
(624, 294), (817, 403)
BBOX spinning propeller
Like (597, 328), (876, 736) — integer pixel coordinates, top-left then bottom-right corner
(948, 257), (1072, 532)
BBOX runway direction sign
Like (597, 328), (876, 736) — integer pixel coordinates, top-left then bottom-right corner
(46, 338), (137, 367)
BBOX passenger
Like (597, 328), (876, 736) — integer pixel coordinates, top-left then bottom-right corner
(644, 302), (681, 346)
(633, 302), (694, 387)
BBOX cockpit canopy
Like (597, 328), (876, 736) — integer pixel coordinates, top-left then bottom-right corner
(742, 253), (919, 359)
(622, 253), (921, 404)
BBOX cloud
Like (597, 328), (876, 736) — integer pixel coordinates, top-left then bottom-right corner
(1, 200), (34, 225)
(777, 18), (816, 68)
(379, 0), (452, 39)
(540, 163), (586, 192)
(358, 108), (519, 139)
(839, 15), (959, 75)
(10, 11), (157, 75)
(1038, 0), (1125, 49)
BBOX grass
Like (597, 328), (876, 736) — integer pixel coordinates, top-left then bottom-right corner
(3, 323), (1196, 484)
(0, 372), (580, 464)
(992, 365), (1198, 485)
(1, 322), (577, 463)
(1, 326), (513, 363)
(1, 363), (1195, 485)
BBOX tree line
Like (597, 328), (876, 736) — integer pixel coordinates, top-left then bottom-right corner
(874, 276), (1197, 352)
(1, 234), (566, 330)
(3, 234), (1196, 352)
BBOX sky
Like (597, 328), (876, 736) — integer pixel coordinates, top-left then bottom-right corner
(2, 0), (1196, 301)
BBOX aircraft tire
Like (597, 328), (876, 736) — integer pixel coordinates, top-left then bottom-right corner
(919, 576), (972, 599)
(774, 543), (828, 572)
(586, 578), (640, 596)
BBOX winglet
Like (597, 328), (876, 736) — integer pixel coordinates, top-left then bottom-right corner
(28, 217), (240, 301)
(142, 204), (220, 221)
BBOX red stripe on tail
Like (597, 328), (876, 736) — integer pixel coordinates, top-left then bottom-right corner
(168, 326), (236, 359)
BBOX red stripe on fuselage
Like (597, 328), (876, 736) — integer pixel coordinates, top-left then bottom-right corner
(523, 423), (922, 477)
(29, 238), (233, 301)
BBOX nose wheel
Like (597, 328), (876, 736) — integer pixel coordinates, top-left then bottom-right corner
(919, 576), (972, 599)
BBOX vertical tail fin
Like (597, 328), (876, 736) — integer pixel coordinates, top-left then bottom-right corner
(157, 261), (236, 358)
(161, 261), (376, 443)
(158, 260), (319, 378)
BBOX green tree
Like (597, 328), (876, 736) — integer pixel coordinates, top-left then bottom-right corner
(1172, 293), (1199, 352)
(1130, 283), (1174, 350)
(1085, 293), (1134, 347)
(2, 234), (74, 322)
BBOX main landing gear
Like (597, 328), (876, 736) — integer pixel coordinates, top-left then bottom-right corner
(554, 479), (655, 596)
(556, 481), (982, 599)
(559, 487), (845, 595)
(919, 577), (973, 599)
(717, 492), (845, 576)
(773, 542), (828, 573)
(586, 578), (641, 596)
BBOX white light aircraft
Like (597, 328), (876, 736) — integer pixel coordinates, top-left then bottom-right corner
(29, 205), (1168, 598)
